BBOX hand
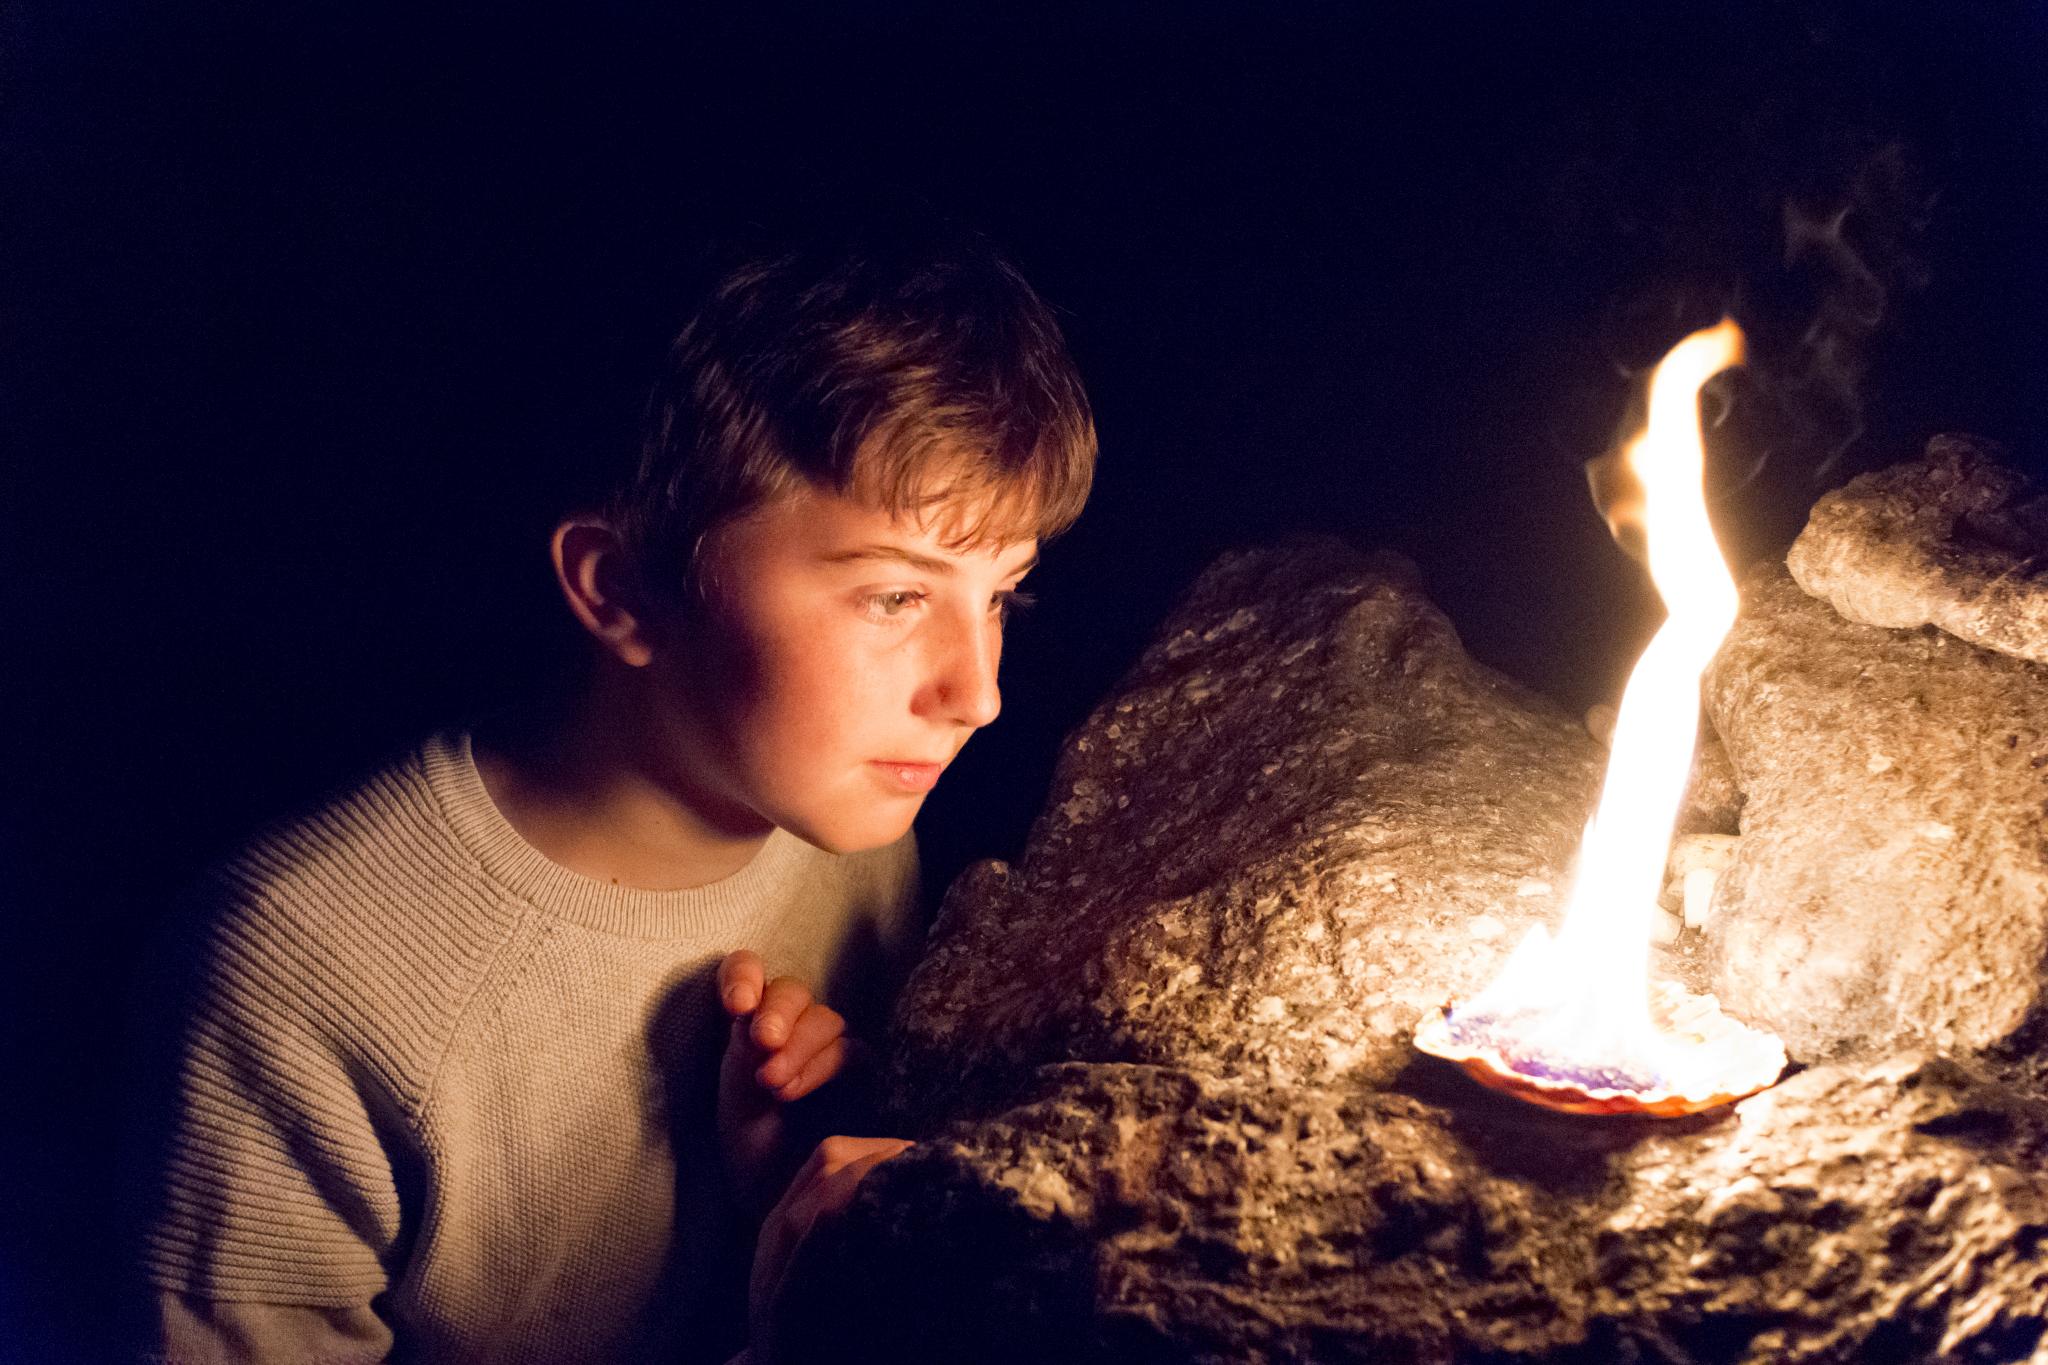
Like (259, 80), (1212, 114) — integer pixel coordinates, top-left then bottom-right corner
(748, 1135), (913, 1365)
(716, 950), (858, 1217)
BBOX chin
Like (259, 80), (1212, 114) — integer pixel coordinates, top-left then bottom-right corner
(778, 801), (920, 856)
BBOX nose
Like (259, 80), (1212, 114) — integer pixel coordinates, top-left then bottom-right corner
(918, 602), (1002, 731)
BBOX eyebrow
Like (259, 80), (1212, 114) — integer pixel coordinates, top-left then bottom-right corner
(819, 544), (1041, 578)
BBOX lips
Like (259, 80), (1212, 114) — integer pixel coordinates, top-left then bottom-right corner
(870, 759), (946, 794)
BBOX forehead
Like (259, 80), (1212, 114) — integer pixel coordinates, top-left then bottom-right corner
(732, 479), (1038, 568)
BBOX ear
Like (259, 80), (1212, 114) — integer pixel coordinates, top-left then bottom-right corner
(549, 519), (659, 668)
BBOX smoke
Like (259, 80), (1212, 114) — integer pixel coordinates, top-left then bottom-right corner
(1753, 142), (1934, 483)
(1585, 142), (1936, 555)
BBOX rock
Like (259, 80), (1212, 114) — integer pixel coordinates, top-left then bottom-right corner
(789, 538), (2048, 1364)
(887, 537), (1606, 1127)
(1703, 564), (2048, 1071)
(1668, 833), (1739, 884)
(1681, 866), (1720, 931)
(1584, 701), (1618, 747)
(1676, 731), (1742, 836)
(1786, 435), (2048, 665)
(1657, 834), (1738, 913)
(793, 1055), (2048, 1364)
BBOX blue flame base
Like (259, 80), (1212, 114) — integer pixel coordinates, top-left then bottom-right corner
(1439, 1006), (1668, 1095)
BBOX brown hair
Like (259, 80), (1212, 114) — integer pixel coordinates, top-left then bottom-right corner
(606, 220), (1097, 603)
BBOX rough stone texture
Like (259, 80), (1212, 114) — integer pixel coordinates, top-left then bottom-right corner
(786, 538), (2048, 1364)
(1677, 732), (1741, 837)
(888, 538), (1606, 1127)
(1703, 564), (2048, 1071)
(1786, 435), (2048, 665)
(793, 1056), (2048, 1365)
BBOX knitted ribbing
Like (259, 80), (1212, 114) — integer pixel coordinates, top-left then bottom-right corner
(136, 728), (921, 1365)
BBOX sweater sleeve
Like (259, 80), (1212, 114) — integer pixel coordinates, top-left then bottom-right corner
(145, 1290), (393, 1364)
(133, 876), (417, 1320)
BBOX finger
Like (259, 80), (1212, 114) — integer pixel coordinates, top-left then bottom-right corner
(763, 1142), (912, 1282)
(808, 1144), (909, 1218)
(778, 1143), (904, 1251)
(753, 1145), (908, 1362)
(757, 1004), (845, 1090)
(760, 1140), (880, 1269)
(751, 1138), (914, 1361)
(718, 951), (765, 1016)
(783, 1134), (857, 1195)
(809, 1134), (910, 1180)
(764, 1138), (863, 1244)
(750, 976), (813, 1049)
(768, 1036), (847, 1102)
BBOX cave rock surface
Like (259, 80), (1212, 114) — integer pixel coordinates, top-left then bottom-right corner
(1786, 435), (2048, 665)
(889, 539), (1604, 1119)
(792, 538), (2048, 1365)
(1704, 563), (2048, 1070)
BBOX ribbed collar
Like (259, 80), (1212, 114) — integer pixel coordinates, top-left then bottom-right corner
(419, 727), (802, 939)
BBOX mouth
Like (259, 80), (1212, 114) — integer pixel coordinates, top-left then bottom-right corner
(869, 760), (946, 794)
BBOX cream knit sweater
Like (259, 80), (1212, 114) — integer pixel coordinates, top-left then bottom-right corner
(130, 727), (922, 1364)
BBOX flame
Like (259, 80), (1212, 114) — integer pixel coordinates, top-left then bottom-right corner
(1416, 320), (1786, 1112)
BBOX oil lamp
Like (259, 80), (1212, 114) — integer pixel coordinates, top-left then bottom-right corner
(1414, 321), (1787, 1117)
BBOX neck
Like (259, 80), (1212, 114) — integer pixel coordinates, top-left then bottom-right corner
(472, 664), (774, 892)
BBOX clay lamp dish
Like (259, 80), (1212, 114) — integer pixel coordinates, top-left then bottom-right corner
(1413, 979), (1786, 1118)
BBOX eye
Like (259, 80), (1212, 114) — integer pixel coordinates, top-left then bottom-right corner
(992, 589), (1037, 622)
(860, 590), (929, 623)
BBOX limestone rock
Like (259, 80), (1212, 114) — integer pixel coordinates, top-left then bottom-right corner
(1677, 730), (1742, 836)
(888, 537), (1606, 1128)
(1703, 564), (2048, 1070)
(1786, 435), (2048, 665)
(788, 537), (2048, 1364)
(792, 1055), (2048, 1364)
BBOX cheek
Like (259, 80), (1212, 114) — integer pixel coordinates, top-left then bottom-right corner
(742, 623), (903, 765)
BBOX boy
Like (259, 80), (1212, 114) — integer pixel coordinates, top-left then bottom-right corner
(126, 219), (1097, 1364)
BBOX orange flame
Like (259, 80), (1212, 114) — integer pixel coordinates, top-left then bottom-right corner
(1416, 320), (1786, 1114)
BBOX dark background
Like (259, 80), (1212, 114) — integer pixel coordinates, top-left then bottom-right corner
(6, 2), (2047, 1357)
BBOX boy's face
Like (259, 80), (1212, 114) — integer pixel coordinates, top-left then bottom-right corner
(646, 480), (1038, 855)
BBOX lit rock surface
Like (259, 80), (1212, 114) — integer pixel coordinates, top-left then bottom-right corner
(785, 539), (2047, 1364)
(792, 1056), (2046, 1364)
(887, 537), (1605, 1123)
(1786, 435), (2048, 665)
(1677, 730), (1741, 836)
(1703, 564), (2048, 1070)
